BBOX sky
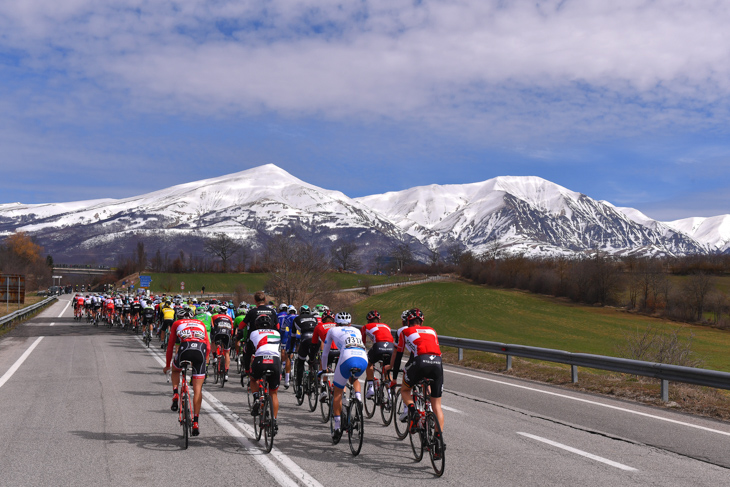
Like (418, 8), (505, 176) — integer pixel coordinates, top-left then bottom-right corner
(2, 0), (730, 221)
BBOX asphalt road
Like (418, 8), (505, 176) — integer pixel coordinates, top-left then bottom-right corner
(1, 296), (729, 486)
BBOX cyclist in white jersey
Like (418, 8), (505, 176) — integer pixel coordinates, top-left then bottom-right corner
(319, 312), (367, 440)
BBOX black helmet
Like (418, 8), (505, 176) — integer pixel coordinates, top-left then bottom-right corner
(254, 314), (275, 331)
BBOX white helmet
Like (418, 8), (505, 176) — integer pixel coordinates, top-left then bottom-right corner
(335, 312), (351, 326)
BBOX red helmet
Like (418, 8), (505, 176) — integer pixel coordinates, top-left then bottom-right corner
(366, 310), (381, 322)
(322, 310), (335, 322)
(406, 308), (424, 324)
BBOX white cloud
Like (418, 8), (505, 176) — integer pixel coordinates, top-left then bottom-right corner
(1, 1), (729, 127)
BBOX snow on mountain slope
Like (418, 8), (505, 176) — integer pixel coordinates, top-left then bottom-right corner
(666, 215), (730, 252)
(359, 176), (706, 256)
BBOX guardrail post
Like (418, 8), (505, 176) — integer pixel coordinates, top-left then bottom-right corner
(458, 348), (463, 361)
(661, 380), (669, 402)
(506, 355), (512, 371)
(571, 365), (578, 383)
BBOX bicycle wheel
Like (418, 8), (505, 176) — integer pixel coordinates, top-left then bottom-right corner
(380, 383), (394, 426)
(253, 397), (263, 441)
(363, 381), (376, 419)
(235, 353), (242, 374)
(409, 412), (424, 461)
(263, 395), (275, 453)
(182, 391), (190, 450)
(307, 374), (318, 412)
(348, 400), (364, 456)
(212, 358), (219, 384)
(320, 385), (331, 423)
(426, 411), (445, 476)
(329, 398), (340, 445)
(295, 372), (305, 406)
(246, 378), (253, 410)
(219, 360), (226, 388)
(393, 388), (408, 440)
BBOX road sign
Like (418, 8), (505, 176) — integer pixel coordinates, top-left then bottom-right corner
(139, 275), (152, 288)
(181, 285), (185, 290)
(52, 275), (63, 279)
(181, 281), (185, 286)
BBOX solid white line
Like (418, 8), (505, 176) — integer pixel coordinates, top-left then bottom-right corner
(442, 405), (463, 414)
(517, 432), (637, 471)
(139, 337), (322, 487)
(445, 368), (730, 437)
(0, 337), (44, 389)
(58, 301), (71, 317)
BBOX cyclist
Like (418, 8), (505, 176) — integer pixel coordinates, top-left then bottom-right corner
(158, 301), (175, 343)
(361, 310), (395, 398)
(193, 306), (213, 366)
(292, 305), (318, 398)
(211, 306), (235, 381)
(392, 309), (445, 440)
(278, 305), (295, 388)
(163, 307), (210, 437)
(239, 291), (279, 374)
(312, 310), (340, 402)
(248, 315), (282, 433)
(130, 298), (143, 330)
(319, 312), (367, 441)
(141, 301), (156, 338)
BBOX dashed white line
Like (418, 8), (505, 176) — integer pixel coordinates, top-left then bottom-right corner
(0, 337), (44, 389)
(517, 432), (637, 471)
(442, 405), (463, 414)
(58, 301), (71, 317)
(49, 322), (55, 327)
(444, 367), (730, 437)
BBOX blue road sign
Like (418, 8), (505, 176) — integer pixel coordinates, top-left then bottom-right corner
(139, 275), (152, 288)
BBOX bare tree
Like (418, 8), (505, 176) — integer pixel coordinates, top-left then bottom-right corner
(330, 242), (362, 272)
(203, 233), (241, 273)
(446, 243), (465, 266)
(616, 325), (704, 368)
(683, 272), (713, 321)
(264, 235), (335, 305)
(391, 242), (413, 272)
(135, 241), (147, 272)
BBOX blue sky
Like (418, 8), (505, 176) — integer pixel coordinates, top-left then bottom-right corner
(2, 0), (730, 221)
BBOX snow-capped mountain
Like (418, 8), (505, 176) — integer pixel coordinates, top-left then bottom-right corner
(665, 215), (730, 253)
(0, 164), (417, 263)
(0, 165), (724, 263)
(357, 176), (707, 257)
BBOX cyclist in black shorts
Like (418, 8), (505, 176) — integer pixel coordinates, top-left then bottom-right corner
(211, 306), (235, 381)
(292, 305), (319, 397)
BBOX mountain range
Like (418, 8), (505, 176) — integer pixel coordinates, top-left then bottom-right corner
(1, 164), (728, 265)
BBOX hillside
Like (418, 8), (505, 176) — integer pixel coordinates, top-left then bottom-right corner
(351, 281), (730, 372)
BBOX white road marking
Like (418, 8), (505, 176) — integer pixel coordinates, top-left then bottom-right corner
(58, 301), (71, 317)
(442, 405), (463, 414)
(0, 337), (44, 389)
(517, 432), (637, 471)
(139, 337), (323, 487)
(445, 368), (730, 437)
(49, 323), (55, 327)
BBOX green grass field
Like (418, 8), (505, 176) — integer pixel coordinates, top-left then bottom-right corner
(351, 281), (730, 372)
(139, 272), (422, 294)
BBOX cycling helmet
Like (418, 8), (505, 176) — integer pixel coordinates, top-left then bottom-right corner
(254, 314), (275, 330)
(401, 310), (409, 324)
(288, 305), (297, 314)
(407, 308), (424, 324)
(299, 305), (310, 314)
(185, 307), (195, 319)
(335, 312), (351, 325)
(366, 310), (381, 322)
(279, 303), (288, 312)
(321, 310), (335, 322)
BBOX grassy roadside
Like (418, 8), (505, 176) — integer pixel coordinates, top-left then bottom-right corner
(0, 295), (46, 319)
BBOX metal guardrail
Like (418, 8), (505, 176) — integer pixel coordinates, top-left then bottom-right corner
(356, 324), (730, 403)
(438, 336), (730, 402)
(338, 275), (448, 293)
(0, 296), (58, 331)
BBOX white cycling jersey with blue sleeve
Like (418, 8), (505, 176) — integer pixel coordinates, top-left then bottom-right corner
(322, 326), (368, 389)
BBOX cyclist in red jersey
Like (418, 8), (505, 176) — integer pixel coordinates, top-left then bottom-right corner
(391, 308), (445, 437)
(311, 310), (339, 402)
(163, 308), (210, 436)
(361, 310), (395, 398)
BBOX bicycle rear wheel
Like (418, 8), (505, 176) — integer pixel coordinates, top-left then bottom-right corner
(320, 386), (331, 423)
(426, 411), (445, 476)
(348, 400), (364, 456)
(295, 372), (305, 406)
(363, 381), (376, 419)
(393, 388), (408, 440)
(219, 360), (226, 388)
(253, 397), (263, 441)
(246, 378), (253, 410)
(182, 391), (190, 450)
(380, 383), (393, 426)
(263, 395), (275, 453)
(212, 358), (219, 384)
(409, 413), (424, 461)
(307, 374), (318, 412)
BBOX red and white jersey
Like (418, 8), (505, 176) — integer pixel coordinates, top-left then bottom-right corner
(166, 318), (210, 366)
(395, 325), (441, 357)
(249, 329), (281, 357)
(75, 296), (85, 306)
(361, 322), (394, 344)
(312, 322), (338, 349)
